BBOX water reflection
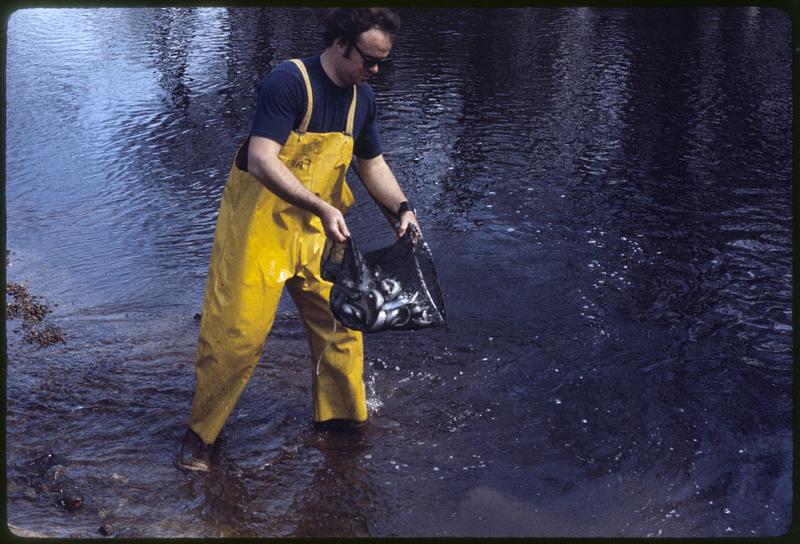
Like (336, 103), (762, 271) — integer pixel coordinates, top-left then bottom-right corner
(290, 429), (376, 537)
(151, 9), (193, 110)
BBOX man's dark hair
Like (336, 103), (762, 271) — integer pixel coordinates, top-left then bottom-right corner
(323, 8), (400, 47)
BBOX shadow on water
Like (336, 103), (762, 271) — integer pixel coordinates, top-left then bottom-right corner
(173, 424), (381, 537)
(5, 6), (792, 538)
(288, 428), (377, 537)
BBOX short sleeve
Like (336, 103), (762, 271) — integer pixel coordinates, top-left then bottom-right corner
(354, 85), (383, 159)
(250, 64), (305, 145)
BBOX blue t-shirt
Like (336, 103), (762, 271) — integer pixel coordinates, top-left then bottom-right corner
(238, 55), (382, 171)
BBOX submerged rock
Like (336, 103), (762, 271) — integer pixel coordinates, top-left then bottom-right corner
(6, 282), (49, 323)
(8, 523), (50, 538)
(61, 493), (84, 511)
(99, 523), (114, 536)
(22, 452), (87, 512)
(6, 281), (66, 347)
(23, 325), (67, 347)
(6, 281), (28, 299)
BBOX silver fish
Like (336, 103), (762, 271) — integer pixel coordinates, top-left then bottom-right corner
(367, 289), (384, 311)
(369, 309), (388, 332)
(328, 245), (436, 331)
(387, 306), (412, 327)
(340, 303), (364, 322)
(412, 307), (434, 326)
(379, 278), (401, 300)
(382, 291), (419, 312)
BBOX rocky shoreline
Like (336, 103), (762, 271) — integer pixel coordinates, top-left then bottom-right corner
(6, 252), (67, 347)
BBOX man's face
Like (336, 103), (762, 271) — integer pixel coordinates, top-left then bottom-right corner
(335, 28), (393, 86)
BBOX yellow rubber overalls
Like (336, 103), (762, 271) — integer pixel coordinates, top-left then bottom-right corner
(188, 59), (367, 445)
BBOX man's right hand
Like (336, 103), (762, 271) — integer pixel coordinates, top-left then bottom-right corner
(317, 203), (351, 243)
(249, 136), (351, 243)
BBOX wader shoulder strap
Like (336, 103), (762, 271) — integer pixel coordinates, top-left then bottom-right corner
(290, 59), (314, 134)
(345, 86), (357, 136)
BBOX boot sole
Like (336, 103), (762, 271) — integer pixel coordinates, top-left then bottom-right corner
(176, 458), (210, 473)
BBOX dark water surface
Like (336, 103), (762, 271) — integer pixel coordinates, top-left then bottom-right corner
(5, 7), (792, 537)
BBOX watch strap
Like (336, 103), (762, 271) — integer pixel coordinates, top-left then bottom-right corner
(397, 201), (414, 216)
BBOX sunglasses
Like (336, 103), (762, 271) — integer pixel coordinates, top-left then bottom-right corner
(350, 42), (391, 69)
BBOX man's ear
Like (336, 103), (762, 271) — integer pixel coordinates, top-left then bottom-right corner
(334, 37), (352, 57)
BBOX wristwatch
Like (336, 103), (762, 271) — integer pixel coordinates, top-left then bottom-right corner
(397, 201), (415, 216)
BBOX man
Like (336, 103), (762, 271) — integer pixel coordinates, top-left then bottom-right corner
(178, 8), (418, 472)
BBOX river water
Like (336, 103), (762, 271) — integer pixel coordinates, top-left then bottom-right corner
(5, 7), (792, 537)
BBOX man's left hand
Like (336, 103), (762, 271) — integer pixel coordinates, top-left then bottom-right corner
(396, 210), (420, 241)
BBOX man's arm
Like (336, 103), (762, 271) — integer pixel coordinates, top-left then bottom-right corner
(247, 135), (351, 242)
(354, 154), (419, 238)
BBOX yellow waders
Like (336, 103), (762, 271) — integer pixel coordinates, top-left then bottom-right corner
(188, 59), (367, 445)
